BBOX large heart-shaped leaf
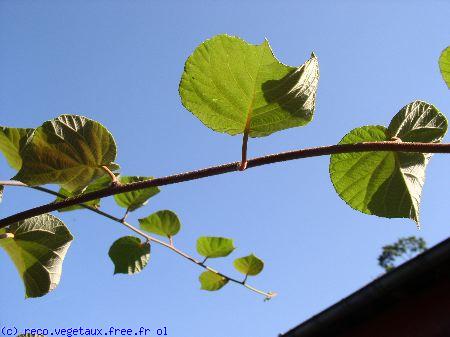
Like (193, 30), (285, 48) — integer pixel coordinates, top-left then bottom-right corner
(179, 34), (319, 137)
(0, 127), (33, 170)
(330, 100), (447, 224)
(234, 254), (264, 276)
(108, 236), (150, 275)
(14, 115), (118, 193)
(113, 176), (160, 212)
(139, 210), (181, 238)
(0, 214), (73, 298)
(199, 270), (228, 291)
(439, 46), (450, 89)
(196, 237), (235, 258)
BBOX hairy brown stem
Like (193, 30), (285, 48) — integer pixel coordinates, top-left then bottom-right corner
(0, 181), (274, 299)
(1, 141), (450, 228)
(239, 131), (249, 171)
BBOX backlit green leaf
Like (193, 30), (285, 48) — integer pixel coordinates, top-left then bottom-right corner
(0, 127), (33, 170)
(108, 236), (150, 275)
(55, 175), (113, 212)
(14, 115), (118, 193)
(179, 34), (319, 137)
(330, 100), (447, 224)
(139, 210), (180, 237)
(0, 214), (73, 298)
(196, 236), (235, 258)
(234, 254), (264, 276)
(439, 46), (450, 89)
(113, 176), (160, 211)
(199, 270), (228, 291)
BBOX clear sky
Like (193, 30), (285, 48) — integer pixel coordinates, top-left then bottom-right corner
(1, 1), (449, 336)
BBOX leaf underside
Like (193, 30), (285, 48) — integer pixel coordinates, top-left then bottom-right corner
(330, 100), (447, 224)
(0, 214), (73, 298)
(199, 270), (228, 291)
(55, 175), (113, 212)
(139, 210), (181, 237)
(439, 46), (450, 89)
(234, 254), (264, 276)
(179, 34), (319, 137)
(196, 236), (235, 258)
(108, 236), (150, 275)
(113, 176), (160, 212)
(14, 114), (118, 193)
(0, 127), (33, 170)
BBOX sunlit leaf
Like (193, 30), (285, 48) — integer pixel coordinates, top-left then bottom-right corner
(199, 270), (228, 291)
(0, 127), (33, 170)
(113, 176), (160, 212)
(0, 214), (73, 298)
(196, 237), (235, 258)
(330, 100), (447, 224)
(233, 254), (264, 276)
(108, 236), (150, 275)
(139, 210), (180, 237)
(179, 34), (319, 137)
(14, 115), (118, 193)
(439, 46), (450, 89)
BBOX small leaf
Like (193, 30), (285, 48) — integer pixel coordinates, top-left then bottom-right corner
(113, 176), (160, 211)
(234, 254), (264, 276)
(179, 34), (319, 137)
(108, 236), (150, 275)
(439, 46), (450, 89)
(196, 236), (235, 258)
(139, 210), (181, 237)
(0, 127), (33, 170)
(0, 214), (73, 298)
(55, 175), (113, 212)
(14, 115), (118, 193)
(330, 100), (447, 224)
(199, 270), (228, 291)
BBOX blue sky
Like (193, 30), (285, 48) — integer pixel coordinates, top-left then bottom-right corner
(1, 1), (449, 336)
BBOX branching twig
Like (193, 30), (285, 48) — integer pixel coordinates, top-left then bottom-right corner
(0, 181), (274, 299)
(1, 141), (450, 228)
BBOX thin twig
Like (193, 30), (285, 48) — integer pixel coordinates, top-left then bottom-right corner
(0, 181), (274, 299)
(1, 141), (450, 228)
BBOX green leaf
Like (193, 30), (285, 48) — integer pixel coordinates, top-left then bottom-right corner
(234, 254), (264, 276)
(55, 175), (113, 212)
(439, 46), (450, 89)
(0, 127), (33, 170)
(108, 236), (150, 275)
(179, 34), (319, 137)
(196, 236), (235, 258)
(330, 100), (447, 224)
(0, 214), (73, 298)
(199, 270), (228, 291)
(139, 210), (181, 237)
(113, 176), (160, 212)
(14, 115), (118, 193)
